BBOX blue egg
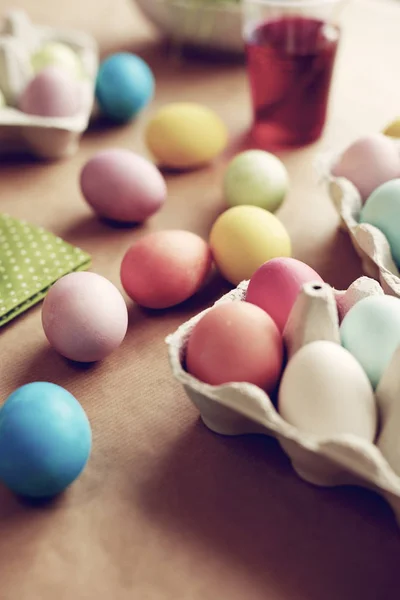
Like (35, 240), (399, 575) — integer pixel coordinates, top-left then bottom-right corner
(0, 382), (92, 498)
(360, 178), (400, 267)
(95, 52), (155, 123)
(340, 295), (400, 388)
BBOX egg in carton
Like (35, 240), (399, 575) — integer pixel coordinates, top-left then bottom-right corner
(318, 138), (400, 297)
(166, 276), (400, 526)
(0, 9), (98, 158)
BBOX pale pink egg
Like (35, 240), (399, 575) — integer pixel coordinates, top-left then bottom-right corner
(42, 272), (128, 362)
(18, 66), (81, 118)
(120, 230), (212, 309)
(186, 301), (283, 392)
(80, 149), (167, 223)
(246, 257), (323, 332)
(331, 134), (400, 201)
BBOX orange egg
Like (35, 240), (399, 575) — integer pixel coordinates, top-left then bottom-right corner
(120, 230), (212, 309)
(186, 301), (283, 392)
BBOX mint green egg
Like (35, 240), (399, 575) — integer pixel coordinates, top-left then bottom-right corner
(360, 178), (400, 267)
(31, 42), (83, 78)
(340, 295), (400, 388)
(223, 150), (289, 213)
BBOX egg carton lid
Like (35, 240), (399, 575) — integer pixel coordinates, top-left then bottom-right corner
(166, 276), (400, 527)
(0, 9), (98, 157)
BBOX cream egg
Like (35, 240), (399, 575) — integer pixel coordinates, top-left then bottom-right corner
(42, 272), (128, 362)
(186, 301), (283, 392)
(278, 341), (377, 440)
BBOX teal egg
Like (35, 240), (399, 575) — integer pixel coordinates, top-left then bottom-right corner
(360, 178), (400, 266)
(340, 295), (400, 388)
(0, 382), (92, 498)
(96, 53), (154, 123)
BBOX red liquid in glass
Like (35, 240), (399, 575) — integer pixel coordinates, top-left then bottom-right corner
(245, 16), (340, 149)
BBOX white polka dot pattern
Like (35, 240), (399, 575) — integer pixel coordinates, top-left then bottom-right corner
(0, 214), (91, 327)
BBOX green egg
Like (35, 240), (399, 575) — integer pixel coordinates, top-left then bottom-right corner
(223, 149), (289, 213)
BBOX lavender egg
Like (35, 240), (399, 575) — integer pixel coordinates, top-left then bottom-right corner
(42, 272), (128, 362)
(19, 66), (81, 118)
(80, 149), (167, 223)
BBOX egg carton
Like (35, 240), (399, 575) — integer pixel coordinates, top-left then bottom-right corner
(318, 143), (400, 297)
(0, 9), (98, 159)
(166, 276), (400, 526)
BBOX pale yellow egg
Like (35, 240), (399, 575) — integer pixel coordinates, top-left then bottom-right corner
(209, 205), (291, 286)
(145, 102), (228, 170)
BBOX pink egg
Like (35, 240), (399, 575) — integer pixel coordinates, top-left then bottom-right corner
(186, 301), (283, 392)
(42, 272), (128, 362)
(120, 230), (212, 309)
(80, 149), (167, 223)
(245, 257), (323, 332)
(18, 66), (81, 118)
(331, 134), (400, 201)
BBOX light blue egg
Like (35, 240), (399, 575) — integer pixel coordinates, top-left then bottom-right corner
(0, 382), (92, 498)
(360, 178), (400, 267)
(340, 295), (400, 388)
(95, 52), (155, 123)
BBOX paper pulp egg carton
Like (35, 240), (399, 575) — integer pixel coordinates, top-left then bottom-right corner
(0, 10), (98, 159)
(166, 276), (400, 525)
(319, 144), (400, 297)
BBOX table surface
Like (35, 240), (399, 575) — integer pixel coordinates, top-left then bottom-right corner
(1, 0), (400, 598)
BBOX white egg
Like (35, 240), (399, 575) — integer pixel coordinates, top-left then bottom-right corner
(278, 341), (377, 441)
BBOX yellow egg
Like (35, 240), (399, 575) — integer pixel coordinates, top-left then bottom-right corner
(209, 206), (291, 285)
(145, 102), (228, 169)
(383, 117), (400, 139)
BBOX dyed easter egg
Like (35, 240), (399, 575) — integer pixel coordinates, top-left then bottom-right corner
(18, 66), (81, 118)
(360, 178), (400, 266)
(340, 295), (400, 389)
(383, 117), (400, 139)
(96, 53), (154, 123)
(246, 257), (323, 332)
(224, 150), (289, 213)
(209, 205), (291, 286)
(145, 103), (228, 170)
(42, 272), (128, 362)
(80, 149), (167, 223)
(278, 341), (377, 440)
(331, 134), (400, 201)
(31, 41), (83, 78)
(0, 382), (91, 498)
(186, 302), (283, 392)
(120, 230), (212, 309)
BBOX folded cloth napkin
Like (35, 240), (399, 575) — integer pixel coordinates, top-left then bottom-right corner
(0, 213), (91, 327)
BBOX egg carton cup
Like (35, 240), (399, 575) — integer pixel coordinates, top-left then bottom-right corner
(317, 144), (400, 297)
(0, 10), (98, 159)
(166, 276), (400, 526)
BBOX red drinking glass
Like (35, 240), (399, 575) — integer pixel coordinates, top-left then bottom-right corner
(243, 0), (345, 149)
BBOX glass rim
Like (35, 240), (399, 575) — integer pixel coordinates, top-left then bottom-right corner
(243, 0), (343, 6)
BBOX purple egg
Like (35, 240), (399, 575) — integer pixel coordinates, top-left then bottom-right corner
(80, 149), (167, 223)
(19, 66), (81, 118)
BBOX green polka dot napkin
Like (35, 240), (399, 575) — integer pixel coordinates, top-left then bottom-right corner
(0, 214), (91, 327)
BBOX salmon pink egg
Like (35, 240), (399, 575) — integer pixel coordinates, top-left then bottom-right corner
(246, 257), (323, 332)
(186, 301), (283, 392)
(120, 230), (212, 309)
